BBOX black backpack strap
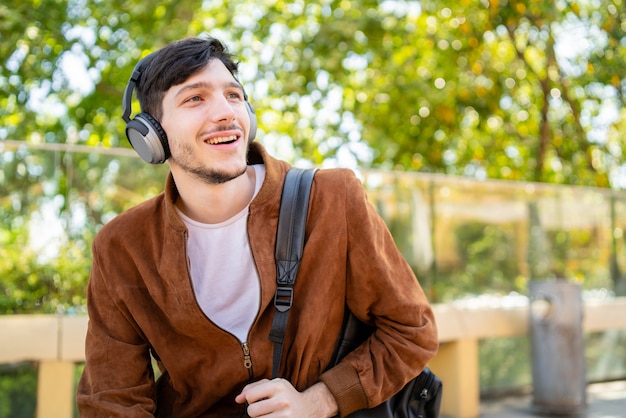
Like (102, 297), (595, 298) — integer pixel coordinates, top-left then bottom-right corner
(269, 167), (317, 379)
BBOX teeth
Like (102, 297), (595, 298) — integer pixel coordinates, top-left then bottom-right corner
(206, 135), (237, 145)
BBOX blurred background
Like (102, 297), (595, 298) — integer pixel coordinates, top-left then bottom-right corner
(2, 0), (626, 416)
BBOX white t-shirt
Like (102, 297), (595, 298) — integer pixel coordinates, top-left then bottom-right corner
(178, 165), (265, 342)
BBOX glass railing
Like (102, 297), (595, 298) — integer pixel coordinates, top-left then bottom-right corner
(361, 169), (625, 302)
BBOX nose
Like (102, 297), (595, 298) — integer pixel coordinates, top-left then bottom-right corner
(209, 95), (236, 124)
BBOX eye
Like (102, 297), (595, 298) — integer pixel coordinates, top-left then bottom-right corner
(185, 95), (202, 103)
(227, 90), (244, 100)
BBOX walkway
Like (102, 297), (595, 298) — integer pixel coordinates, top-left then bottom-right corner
(477, 380), (626, 417)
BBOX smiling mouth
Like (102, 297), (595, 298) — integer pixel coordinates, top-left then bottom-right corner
(205, 135), (238, 145)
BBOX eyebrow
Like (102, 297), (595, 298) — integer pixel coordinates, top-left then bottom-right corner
(174, 80), (243, 99)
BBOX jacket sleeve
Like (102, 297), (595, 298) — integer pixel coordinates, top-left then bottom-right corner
(319, 170), (439, 416)
(76, 239), (157, 417)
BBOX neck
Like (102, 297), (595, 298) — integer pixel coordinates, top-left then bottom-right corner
(173, 166), (256, 224)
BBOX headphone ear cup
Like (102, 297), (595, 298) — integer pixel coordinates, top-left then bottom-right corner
(246, 101), (257, 141)
(125, 113), (170, 164)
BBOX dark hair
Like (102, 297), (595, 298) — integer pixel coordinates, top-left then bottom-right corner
(136, 36), (240, 121)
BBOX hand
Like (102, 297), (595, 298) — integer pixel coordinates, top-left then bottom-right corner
(235, 378), (338, 417)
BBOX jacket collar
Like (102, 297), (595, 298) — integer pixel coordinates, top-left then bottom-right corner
(162, 142), (289, 229)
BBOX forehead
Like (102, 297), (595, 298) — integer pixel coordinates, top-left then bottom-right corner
(169, 59), (240, 93)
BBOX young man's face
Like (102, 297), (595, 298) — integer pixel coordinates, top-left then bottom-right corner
(160, 59), (252, 185)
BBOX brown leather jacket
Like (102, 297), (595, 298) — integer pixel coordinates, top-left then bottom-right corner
(76, 142), (438, 417)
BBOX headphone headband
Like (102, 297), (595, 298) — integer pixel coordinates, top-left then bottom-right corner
(121, 69), (141, 123)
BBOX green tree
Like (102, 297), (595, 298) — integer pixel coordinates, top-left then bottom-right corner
(222, 0), (626, 185)
(1, 0), (188, 313)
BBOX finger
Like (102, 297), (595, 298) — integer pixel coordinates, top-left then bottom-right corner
(246, 397), (275, 417)
(236, 379), (270, 404)
(234, 392), (247, 404)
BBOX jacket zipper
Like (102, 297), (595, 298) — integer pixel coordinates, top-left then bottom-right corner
(183, 230), (256, 382)
(242, 209), (263, 383)
(241, 342), (254, 380)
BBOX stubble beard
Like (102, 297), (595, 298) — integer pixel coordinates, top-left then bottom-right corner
(170, 142), (248, 185)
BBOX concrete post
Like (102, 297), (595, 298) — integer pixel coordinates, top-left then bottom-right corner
(37, 360), (75, 418)
(529, 280), (586, 414)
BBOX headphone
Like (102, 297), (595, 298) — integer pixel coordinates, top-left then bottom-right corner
(121, 54), (258, 164)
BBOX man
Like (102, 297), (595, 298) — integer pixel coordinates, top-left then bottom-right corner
(77, 35), (438, 417)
